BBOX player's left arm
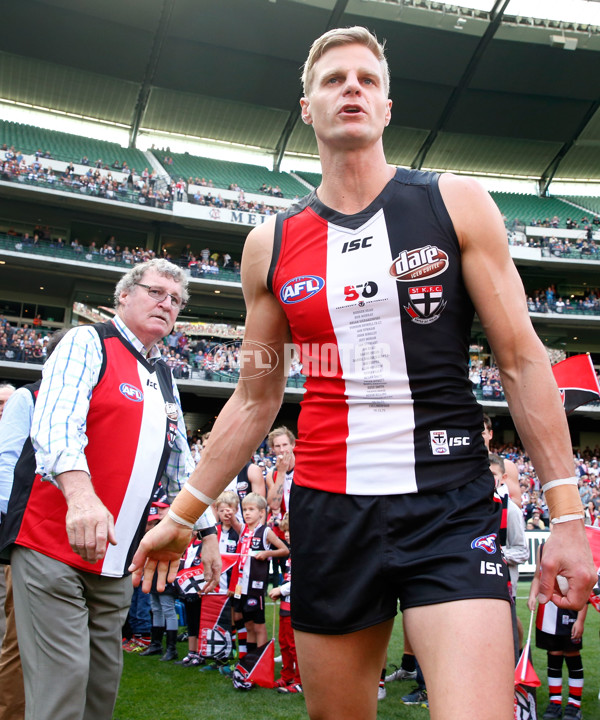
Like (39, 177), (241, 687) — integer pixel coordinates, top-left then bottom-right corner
(248, 462), (266, 498)
(440, 173), (596, 609)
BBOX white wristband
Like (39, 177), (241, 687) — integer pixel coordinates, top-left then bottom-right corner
(543, 477), (578, 492)
(550, 513), (585, 526)
(168, 509), (195, 529)
(183, 483), (215, 506)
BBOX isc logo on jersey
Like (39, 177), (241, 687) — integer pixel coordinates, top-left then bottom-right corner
(429, 429), (470, 455)
(119, 383), (143, 402)
(390, 245), (449, 282)
(280, 275), (325, 304)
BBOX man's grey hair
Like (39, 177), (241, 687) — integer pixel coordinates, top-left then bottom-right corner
(0, 383), (16, 392)
(113, 259), (189, 310)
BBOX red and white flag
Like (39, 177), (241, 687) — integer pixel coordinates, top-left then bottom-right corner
(552, 354), (600, 414)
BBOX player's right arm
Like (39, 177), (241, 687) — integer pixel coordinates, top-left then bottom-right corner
(130, 218), (292, 591)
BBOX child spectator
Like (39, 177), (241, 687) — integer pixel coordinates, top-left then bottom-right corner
(230, 493), (288, 658)
(140, 505), (180, 662)
(528, 551), (588, 720)
(174, 526), (205, 667)
(268, 513), (301, 694)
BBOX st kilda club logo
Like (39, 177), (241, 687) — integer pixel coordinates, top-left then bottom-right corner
(389, 245), (449, 324)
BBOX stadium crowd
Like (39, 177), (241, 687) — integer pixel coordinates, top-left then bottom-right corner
(1, 223), (242, 279)
(1, 145), (174, 209)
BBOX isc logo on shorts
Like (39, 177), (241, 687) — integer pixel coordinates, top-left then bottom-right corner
(480, 561), (504, 576)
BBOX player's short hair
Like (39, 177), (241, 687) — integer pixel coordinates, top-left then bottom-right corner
(301, 26), (389, 97)
(242, 492), (267, 511)
(215, 490), (239, 509)
(482, 413), (493, 432)
(113, 258), (189, 309)
(489, 453), (505, 474)
(268, 426), (296, 448)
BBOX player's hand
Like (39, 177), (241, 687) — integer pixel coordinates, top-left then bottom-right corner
(200, 533), (221, 593)
(268, 586), (281, 601)
(254, 550), (269, 561)
(64, 487), (117, 564)
(276, 452), (291, 472)
(537, 521), (596, 610)
(129, 516), (192, 593)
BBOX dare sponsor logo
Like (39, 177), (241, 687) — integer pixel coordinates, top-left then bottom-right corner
(119, 382), (143, 402)
(280, 275), (325, 304)
(471, 534), (497, 555)
(390, 245), (449, 282)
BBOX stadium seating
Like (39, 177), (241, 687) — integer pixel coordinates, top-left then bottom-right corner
(490, 192), (579, 227)
(154, 151), (307, 199)
(0, 120), (147, 169)
(294, 171), (322, 189)
(561, 196), (600, 217)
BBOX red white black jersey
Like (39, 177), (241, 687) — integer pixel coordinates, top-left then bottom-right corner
(536, 600), (577, 637)
(268, 168), (488, 495)
(5, 322), (179, 577)
(230, 524), (271, 598)
(223, 462), (253, 522)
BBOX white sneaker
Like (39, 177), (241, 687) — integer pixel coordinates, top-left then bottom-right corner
(274, 655), (282, 663)
(378, 686), (387, 701)
(385, 667), (417, 683)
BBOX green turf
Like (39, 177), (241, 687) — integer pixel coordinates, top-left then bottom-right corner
(115, 586), (600, 719)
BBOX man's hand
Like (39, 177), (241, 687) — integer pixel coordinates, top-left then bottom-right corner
(200, 533), (221, 594)
(58, 470), (116, 564)
(129, 515), (192, 593)
(537, 522), (596, 610)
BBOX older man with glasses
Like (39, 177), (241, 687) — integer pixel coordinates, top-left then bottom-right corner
(5, 259), (219, 720)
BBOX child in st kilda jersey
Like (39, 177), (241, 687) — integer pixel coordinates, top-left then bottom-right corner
(229, 493), (288, 654)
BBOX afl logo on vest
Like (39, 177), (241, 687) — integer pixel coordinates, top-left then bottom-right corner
(389, 245), (449, 282)
(280, 275), (324, 304)
(119, 382), (143, 402)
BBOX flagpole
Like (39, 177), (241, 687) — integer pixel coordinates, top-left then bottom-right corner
(521, 607), (535, 682)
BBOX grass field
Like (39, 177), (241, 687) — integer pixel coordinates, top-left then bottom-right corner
(115, 583), (600, 719)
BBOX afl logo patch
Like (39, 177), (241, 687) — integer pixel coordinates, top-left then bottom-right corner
(280, 275), (324, 304)
(390, 245), (449, 282)
(119, 383), (143, 402)
(471, 534), (497, 555)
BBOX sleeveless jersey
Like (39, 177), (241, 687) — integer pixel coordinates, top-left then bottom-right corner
(4, 322), (179, 577)
(536, 601), (577, 637)
(230, 524), (271, 598)
(224, 462), (256, 522)
(268, 167), (488, 495)
(272, 467), (293, 541)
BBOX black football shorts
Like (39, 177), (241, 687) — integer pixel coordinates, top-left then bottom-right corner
(290, 471), (510, 635)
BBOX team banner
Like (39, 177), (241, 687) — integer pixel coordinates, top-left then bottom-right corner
(176, 552), (238, 595)
(551, 354), (600, 414)
(200, 593), (233, 661)
(232, 639), (275, 690)
(176, 553), (239, 661)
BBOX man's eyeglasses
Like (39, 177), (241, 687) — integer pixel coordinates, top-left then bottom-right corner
(135, 283), (186, 309)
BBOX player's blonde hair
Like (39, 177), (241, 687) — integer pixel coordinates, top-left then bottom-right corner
(301, 26), (389, 97)
(242, 492), (267, 511)
(215, 490), (239, 509)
